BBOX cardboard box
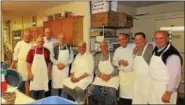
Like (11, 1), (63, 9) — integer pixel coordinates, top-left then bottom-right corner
(91, 12), (120, 28)
(91, 12), (133, 28)
(91, 1), (117, 14)
(119, 13), (133, 28)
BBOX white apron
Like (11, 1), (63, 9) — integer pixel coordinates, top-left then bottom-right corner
(52, 46), (70, 89)
(92, 54), (119, 89)
(148, 44), (177, 104)
(132, 44), (151, 104)
(30, 48), (49, 91)
(17, 43), (32, 81)
(63, 54), (93, 90)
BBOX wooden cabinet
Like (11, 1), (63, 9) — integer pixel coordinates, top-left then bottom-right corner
(52, 19), (62, 38)
(43, 16), (83, 46)
(29, 27), (44, 41)
(61, 17), (74, 45)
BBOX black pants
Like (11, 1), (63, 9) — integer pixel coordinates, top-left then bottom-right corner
(30, 90), (45, 100)
(118, 98), (132, 105)
(17, 81), (25, 93)
(45, 80), (52, 97)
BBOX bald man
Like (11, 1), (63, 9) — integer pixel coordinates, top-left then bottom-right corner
(50, 33), (74, 97)
(43, 28), (58, 96)
(63, 42), (94, 104)
(148, 31), (183, 104)
(9, 30), (33, 95)
(26, 37), (52, 99)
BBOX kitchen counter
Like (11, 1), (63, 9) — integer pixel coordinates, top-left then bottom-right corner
(2, 85), (35, 104)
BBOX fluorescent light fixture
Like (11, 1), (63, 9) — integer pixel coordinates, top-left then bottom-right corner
(160, 26), (184, 31)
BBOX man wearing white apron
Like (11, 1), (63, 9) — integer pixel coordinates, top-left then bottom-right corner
(9, 30), (33, 95)
(50, 34), (74, 97)
(43, 28), (58, 97)
(113, 33), (134, 105)
(149, 31), (183, 104)
(63, 42), (94, 104)
(91, 40), (119, 105)
(132, 32), (153, 104)
(27, 37), (52, 99)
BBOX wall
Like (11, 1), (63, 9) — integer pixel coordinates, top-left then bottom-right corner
(117, 3), (136, 15)
(35, 2), (90, 49)
(131, 1), (184, 41)
(2, 2), (90, 51)
(137, 2), (184, 15)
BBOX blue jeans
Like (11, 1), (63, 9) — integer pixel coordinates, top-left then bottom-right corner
(51, 88), (67, 98)
(90, 85), (117, 105)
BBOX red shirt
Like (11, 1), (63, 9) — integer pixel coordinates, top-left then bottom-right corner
(26, 47), (51, 64)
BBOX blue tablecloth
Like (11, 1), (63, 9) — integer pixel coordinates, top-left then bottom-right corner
(28, 96), (77, 104)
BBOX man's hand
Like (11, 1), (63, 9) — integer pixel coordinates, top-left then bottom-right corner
(28, 72), (34, 81)
(71, 77), (81, 83)
(53, 42), (59, 46)
(57, 63), (65, 70)
(100, 73), (111, 82)
(118, 60), (128, 66)
(161, 91), (172, 103)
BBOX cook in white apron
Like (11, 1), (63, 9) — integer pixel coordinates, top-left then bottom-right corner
(93, 53), (119, 89)
(17, 43), (32, 81)
(119, 64), (135, 100)
(29, 47), (49, 99)
(52, 45), (70, 97)
(92, 53), (119, 105)
(148, 44), (177, 104)
(132, 44), (151, 104)
(63, 53), (93, 90)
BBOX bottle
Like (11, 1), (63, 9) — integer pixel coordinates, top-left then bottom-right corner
(1, 63), (7, 93)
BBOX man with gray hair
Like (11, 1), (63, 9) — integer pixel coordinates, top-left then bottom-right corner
(9, 30), (33, 95)
(63, 41), (94, 104)
(91, 40), (119, 105)
(50, 33), (74, 97)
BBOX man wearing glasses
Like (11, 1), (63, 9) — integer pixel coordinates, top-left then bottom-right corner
(113, 33), (135, 105)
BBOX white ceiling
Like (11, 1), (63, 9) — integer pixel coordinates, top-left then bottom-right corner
(118, 1), (175, 8)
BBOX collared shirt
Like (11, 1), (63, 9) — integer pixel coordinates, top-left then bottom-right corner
(50, 44), (74, 66)
(134, 43), (153, 65)
(113, 43), (134, 72)
(43, 37), (58, 52)
(13, 40), (33, 61)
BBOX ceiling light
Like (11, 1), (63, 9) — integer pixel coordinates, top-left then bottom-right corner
(160, 26), (184, 31)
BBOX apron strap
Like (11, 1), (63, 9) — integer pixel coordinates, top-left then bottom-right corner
(100, 53), (110, 62)
(159, 44), (171, 57)
(141, 44), (148, 56)
(34, 47), (45, 55)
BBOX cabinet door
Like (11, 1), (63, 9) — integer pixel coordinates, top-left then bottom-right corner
(52, 19), (62, 39)
(43, 20), (52, 36)
(73, 16), (83, 47)
(37, 27), (44, 37)
(29, 28), (38, 41)
(61, 17), (73, 45)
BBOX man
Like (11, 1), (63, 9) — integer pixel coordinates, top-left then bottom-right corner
(50, 33), (74, 97)
(148, 30), (182, 104)
(26, 37), (52, 99)
(63, 42), (94, 104)
(113, 33), (134, 105)
(91, 40), (119, 105)
(9, 30), (33, 95)
(43, 28), (58, 96)
(132, 32), (153, 104)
